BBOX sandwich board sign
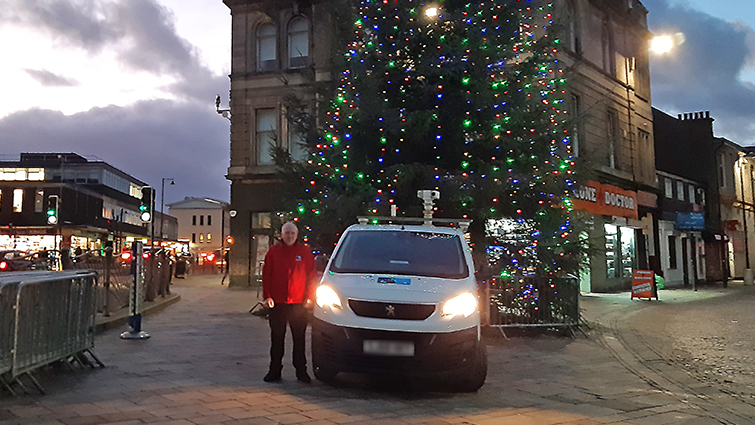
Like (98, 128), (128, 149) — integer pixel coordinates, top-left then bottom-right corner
(631, 270), (657, 300)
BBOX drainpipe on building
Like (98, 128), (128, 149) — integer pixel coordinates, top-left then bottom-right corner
(739, 154), (753, 285)
(713, 142), (729, 287)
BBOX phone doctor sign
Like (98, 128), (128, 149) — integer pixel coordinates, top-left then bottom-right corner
(571, 181), (638, 220)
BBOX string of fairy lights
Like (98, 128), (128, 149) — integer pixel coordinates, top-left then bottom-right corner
(295, 0), (577, 280)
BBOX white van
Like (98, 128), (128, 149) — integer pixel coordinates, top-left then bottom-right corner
(311, 218), (487, 391)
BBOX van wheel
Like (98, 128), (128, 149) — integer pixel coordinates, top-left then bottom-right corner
(456, 343), (487, 392)
(314, 365), (338, 382)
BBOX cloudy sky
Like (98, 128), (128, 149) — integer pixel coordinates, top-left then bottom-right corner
(0, 0), (753, 209)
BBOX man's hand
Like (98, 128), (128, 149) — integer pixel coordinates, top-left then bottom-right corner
(263, 298), (275, 308)
(304, 298), (314, 310)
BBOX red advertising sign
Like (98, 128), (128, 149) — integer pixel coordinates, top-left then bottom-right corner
(631, 270), (656, 300)
(571, 181), (638, 219)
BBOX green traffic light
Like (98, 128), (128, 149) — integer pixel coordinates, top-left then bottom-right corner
(139, 205), (148, 212)
(46, 209), (55, 216)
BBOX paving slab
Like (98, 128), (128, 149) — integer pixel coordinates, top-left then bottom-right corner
(1, 274), (754, 424)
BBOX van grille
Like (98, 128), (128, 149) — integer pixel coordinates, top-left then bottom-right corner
(348, 300), (435, 320)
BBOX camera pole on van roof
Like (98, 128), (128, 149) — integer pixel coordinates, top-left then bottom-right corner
(417, 190), (440, 226)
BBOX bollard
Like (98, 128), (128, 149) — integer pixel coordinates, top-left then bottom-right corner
(120, 242), (150, 339)
(104, 243), (112, 317)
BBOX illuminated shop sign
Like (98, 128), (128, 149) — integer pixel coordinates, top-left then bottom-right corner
(571, 181), (638, 219)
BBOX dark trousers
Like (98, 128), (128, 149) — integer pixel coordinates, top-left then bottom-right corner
(268, 303), (308, 373)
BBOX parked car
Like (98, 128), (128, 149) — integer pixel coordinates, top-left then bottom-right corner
(0, 250), (33, 272)
(311, 220), (487, 391)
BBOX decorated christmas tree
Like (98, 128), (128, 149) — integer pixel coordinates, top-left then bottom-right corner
(275, 0), (580, 280)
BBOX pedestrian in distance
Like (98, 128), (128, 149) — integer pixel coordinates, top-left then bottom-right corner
(262, 221), (316, 383)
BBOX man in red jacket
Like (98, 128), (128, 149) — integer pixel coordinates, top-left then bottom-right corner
(262, 222), (315, 383)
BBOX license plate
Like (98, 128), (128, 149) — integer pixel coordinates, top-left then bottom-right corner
(363, 340), (415, 356)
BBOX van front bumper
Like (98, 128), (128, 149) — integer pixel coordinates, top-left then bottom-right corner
(311, 318), (479, 376)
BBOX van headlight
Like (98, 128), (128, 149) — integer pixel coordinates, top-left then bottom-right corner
(316, 285), (342, 309)
(441, 292), (477, 318)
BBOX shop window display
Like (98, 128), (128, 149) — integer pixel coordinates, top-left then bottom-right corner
(605, 224), (635, 278)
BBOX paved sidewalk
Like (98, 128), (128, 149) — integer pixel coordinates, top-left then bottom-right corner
(0, 275), (752, 424)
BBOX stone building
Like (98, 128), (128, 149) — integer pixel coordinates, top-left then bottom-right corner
(221, 0), (658, 290)
(555, 0), (657, 292)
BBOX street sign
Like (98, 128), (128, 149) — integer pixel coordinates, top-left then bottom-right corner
(676, 212), (705, 230)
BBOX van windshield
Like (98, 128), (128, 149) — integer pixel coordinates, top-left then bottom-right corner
(330, 230), (468, 279)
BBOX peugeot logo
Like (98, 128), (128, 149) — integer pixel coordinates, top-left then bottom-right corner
(385, 305), (395, 317)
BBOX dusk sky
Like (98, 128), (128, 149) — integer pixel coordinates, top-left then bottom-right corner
(0, 0), (753, 210)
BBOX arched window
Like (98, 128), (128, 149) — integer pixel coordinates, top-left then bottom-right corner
(601, 20), (615, 76)
(288, 17), (310, 68)
(562, 0), (580, 54)
(257, 23), (277, 71)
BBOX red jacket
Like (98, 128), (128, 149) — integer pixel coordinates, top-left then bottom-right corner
(262, 241), (315, 304)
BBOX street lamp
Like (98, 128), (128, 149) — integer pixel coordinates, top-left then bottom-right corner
(160, 178), (175, 242)
(650, 33), (685, 55)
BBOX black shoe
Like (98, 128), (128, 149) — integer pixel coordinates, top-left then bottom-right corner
(296, 371), (312, 383)
(263, 371), (281, 382)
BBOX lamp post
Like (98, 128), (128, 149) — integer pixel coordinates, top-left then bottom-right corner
(160, 178), (175, 242)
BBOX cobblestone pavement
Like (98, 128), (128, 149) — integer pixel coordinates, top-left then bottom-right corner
(1, 275), (754, 424)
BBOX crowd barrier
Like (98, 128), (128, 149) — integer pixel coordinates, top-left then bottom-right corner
(0, 271), (104, 395)
(486, 275), (580, 332)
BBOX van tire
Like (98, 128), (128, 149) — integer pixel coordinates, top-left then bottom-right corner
(457, 343), (487, 392)
(314, 365), (338, 382)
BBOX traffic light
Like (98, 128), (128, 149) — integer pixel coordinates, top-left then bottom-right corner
(46, 195), (59, 225)
(140, 187), (153, 222)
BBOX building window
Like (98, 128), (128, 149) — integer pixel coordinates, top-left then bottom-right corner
(601, 20), (615, 76)
(257, 108), (278, 165)
(665, 178), (674, 198)
(199, 233), (204, 243)
(35, 190), (44, 213)
(252, 212), (272, 228)
(668, 235), (677, 269)
(200, 215), (204, 226)
(192, 233), (196, 243)
(208, 215), (212, 226)
(288, 113), (309, 162)
(13, 189), (23, 213)
(288, 17), (309, 68)
(688, 185), (696, 204)
(637, 129), (651, 163)
(192, 215), (197, 225)
(607, 109), (619, 169)
(569, 93), (580, 157)
(699, 189), (706, 206)
(257, 23), (277, 71)
(561, 0), (580, 54)
(207, 233), (212, 242)
(677, 181), (685, 201)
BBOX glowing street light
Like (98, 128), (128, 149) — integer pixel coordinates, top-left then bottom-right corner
(650, 33), (685, 55)
(651, 36), (673, 54)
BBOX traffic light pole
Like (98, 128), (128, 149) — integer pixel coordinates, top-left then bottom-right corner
(150, 188), (156, 301)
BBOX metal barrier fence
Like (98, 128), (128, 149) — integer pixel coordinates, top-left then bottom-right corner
(0, 271), (104, 395)
(68, 251), (174, 314)
(486, 276), (580, 329)
(0, 282), (19, 378)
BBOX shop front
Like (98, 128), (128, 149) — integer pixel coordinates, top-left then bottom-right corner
(572, 181), (646, 292)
